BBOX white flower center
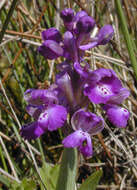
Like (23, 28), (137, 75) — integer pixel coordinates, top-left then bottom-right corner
(97, 84), (112, 97)
(120, 108), (128, 114)
(39, 112), (48, 121)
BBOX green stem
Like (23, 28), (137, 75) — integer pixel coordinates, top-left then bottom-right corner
(37, 138), (45, 162)
(56, 148), (77, 190)
(0, 0), (19, 44)
(0, 145), (8, 172)
(115, 0), (137, 81)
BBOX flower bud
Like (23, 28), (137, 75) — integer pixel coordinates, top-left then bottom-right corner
(42, 28), (62, 43)
(97, 25), (114, 45)
(38, 40), (63, 60)
(76, 16), (95, 34)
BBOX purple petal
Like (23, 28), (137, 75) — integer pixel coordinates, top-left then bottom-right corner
(75, 16), (95, 47)
(91, 68), (118, 82)
(38, 105), (67, 131)
(20, 122), (45, 140)
(97, 25), (114, 45)
(60, 8), (74, 23)
(108, 88), (130, 104)
(71, 109), (104, 135)
(55, 88), (69, 110)
(74, 61), (92, 79)
(42, 28), (62, 43)
(24, 89), (58, 106)
(56, 60), (72, 73)
(84, 84), (113, 104)
(76, 15), (95, 34)
(73, 11), (88, 23)
(63, 31), (78, 62)
(103, 105), (130, 128)
(26, 105), (44, 119)
(79, 41), (98, 50)
(38, 40), (63, 60)
(73, 11), (88, 34)
(60, 8), (74, 30)
(94, 69), (122, 93)
(84, 69), (125, 104)
(63, 130), (85, 148)
(47, 105), (67, 131)
(63, 130), (93, 157)
(56, 72), (75, 106)
(79, 134), (93, 157)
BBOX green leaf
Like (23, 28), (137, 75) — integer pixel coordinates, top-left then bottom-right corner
(10, 181), (22, 190)
(39, 149), (77, 190)
(78, 170), (103, 190)
(56, 148), (77, 190)
(39, 162), (60, 190)
(50, 164), (60, 188)
(21, 178), (36, 190)
(0, 174), (11, 187)
(39, 163), (55, 190)
(10, 178), (36, 190)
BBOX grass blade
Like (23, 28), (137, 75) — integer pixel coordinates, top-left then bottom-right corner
(115, 0), (137, 81)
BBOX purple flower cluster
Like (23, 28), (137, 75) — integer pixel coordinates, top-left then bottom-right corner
(20, 9), (130, 157)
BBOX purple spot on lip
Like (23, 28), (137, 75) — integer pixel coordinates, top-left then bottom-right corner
(43, 113), (47, 117)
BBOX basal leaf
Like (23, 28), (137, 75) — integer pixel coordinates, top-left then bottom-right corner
(39, 163), (55, 190)
(78, 170), (103, 190)
(56, 148), (77, 190)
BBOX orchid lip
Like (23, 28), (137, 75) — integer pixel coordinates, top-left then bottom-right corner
(96, 84), (112, 97)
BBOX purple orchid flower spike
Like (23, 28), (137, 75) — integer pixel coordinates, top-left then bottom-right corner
(41, 28), (62, 43)
(63, 109), (104, 157)
(38, 40), (63, 60)
(84, 68), (130, 104)
(103, 105), (130, 128)
(20, 104), (67, 140)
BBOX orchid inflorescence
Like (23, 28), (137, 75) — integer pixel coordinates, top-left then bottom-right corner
(20, 8), (130, 157)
